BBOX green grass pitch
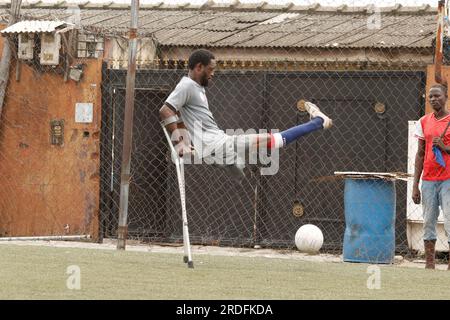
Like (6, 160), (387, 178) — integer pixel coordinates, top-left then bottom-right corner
(1, 244), (450, 299)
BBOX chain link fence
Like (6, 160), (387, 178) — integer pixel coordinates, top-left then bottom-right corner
(100, 66), (425, 254)
(0, 2), (448, 262)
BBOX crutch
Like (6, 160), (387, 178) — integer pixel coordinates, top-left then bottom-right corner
(161, 122), (194, 268)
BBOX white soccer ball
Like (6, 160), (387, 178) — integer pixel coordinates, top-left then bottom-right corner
(295, 224), (324, 253)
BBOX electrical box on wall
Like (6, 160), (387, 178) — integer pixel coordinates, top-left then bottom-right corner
(50, 119), (64, 146)
(18, 33), (34, 60)
(40, 33), (61, 65)
(75, 103), (93, 123)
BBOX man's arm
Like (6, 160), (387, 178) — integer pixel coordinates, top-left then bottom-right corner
(432, 137), (450, 154)
(412, 139), (425, 204)
(159, 104), (193, 156)
(159, 104), (181, 134)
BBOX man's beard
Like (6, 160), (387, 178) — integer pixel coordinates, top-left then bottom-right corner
(200, 74), (209, 87)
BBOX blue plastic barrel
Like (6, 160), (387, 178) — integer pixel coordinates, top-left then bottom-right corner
(343, 178), (396, 264)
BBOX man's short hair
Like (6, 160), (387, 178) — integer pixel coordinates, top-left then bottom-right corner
(431, 83), (448, 96)
(188, 49), (215, 70)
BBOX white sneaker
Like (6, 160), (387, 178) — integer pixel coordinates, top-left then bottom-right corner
(304, 102), (333, 129)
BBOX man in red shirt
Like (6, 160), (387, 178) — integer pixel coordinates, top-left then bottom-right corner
(413, 83), (450, 270)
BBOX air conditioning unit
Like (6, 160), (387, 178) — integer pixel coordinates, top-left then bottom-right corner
(40, 33), (61, 65)
(18, 33), (34, 60)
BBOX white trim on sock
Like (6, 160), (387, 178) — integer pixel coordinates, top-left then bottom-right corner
(272, 133), (284, 148)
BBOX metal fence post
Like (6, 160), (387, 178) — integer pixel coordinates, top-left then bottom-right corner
(117, 0), (139, 250)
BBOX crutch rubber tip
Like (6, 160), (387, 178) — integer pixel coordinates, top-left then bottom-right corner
(183, 256), (188, 263)
(188, 261), (194, 269)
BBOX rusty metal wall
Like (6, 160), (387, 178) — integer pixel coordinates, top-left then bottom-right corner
(0, 39), (102, 238)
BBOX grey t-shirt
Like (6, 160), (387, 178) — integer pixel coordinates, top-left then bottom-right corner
(165, 76), (227, 156)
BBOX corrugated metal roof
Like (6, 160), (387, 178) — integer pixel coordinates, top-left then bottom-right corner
(0, 2), (439, 49)
(154, 27), (234, 46)
(1, 20), (67, 33)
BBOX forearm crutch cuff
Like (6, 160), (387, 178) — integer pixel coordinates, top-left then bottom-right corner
(161, 115), (181, 127)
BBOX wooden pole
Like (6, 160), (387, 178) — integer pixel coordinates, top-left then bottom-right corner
(435, 0), (447, 86)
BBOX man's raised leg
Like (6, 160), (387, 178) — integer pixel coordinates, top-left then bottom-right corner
(256, 102), (332, 149)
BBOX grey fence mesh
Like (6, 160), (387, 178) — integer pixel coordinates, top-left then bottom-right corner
(99, 66), (425, 255)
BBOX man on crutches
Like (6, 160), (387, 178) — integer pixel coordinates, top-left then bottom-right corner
(160, 49), (333, 267)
